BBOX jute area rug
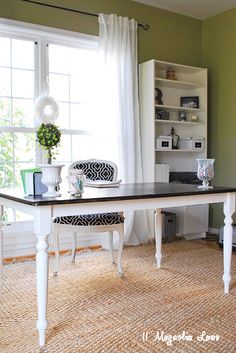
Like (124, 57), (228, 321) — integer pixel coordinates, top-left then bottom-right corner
(1, 240), (236, 353)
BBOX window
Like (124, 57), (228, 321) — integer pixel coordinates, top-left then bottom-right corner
(0, 19), (98, 223)
(48, 43), (98, 166)
(0, 36), (37, 222)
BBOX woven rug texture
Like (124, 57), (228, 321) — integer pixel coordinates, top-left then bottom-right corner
(0, 240), (236, 353)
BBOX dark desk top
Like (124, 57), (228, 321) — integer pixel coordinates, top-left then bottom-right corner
(0, 183), (236, 207)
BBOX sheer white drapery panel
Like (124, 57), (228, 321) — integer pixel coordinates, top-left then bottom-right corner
(98, 13), (151, 245)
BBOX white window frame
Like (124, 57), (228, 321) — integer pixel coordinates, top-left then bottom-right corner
(0, 17), (98, 230)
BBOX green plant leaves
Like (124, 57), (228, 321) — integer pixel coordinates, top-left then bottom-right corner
(36, 123), (61, 164)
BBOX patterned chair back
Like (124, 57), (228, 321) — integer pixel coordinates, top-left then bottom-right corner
(69, 159), (118, 182)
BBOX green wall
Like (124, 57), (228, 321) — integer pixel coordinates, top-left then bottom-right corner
(202, 8), (236, 228)
(0, 0), (202, 66)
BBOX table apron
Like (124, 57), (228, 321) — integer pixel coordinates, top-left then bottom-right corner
(51, 192), (230, 218)
(0, 197), (36, 216)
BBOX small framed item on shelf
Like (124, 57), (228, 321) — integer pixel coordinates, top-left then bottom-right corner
(178, 111), (187, 121)
(155, 108), (169, 120)
(180, 96), (199, 109)
(191, 115), (198, 122)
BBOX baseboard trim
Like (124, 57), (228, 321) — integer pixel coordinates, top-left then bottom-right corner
(182, 232), (206, 240)
(3, 245), (102, 264)
(208, 227), (219, 235)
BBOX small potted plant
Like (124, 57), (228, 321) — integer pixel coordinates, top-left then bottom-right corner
(37, 123), (61, 165)
(35, 94), (64, 197)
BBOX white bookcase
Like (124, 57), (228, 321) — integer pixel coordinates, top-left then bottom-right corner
(139, 59), (208, 239)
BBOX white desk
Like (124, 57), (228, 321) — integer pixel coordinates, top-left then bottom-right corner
(0, 182), (235, 347)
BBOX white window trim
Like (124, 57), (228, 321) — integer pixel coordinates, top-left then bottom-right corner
(0, 17), (98, 49)
(0, 17), (98, 229)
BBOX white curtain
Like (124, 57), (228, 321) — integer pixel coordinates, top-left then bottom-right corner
(98, 13), (150, 245)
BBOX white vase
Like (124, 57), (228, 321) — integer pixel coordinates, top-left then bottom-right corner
(39, 164), (64, 197)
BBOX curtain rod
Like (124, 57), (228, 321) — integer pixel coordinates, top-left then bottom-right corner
(21, 0), (150, 31)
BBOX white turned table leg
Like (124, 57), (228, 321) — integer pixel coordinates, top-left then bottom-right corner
(34, 207), (52, 347)
(52, 225), (60, 276)
(36, 233), (49, 346)
(223, 193), (235, 294)
(155, 208), (162, 268)
(0, 204), (3, 292)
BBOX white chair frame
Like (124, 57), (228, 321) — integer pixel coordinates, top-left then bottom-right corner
(52, 159), (125, 277)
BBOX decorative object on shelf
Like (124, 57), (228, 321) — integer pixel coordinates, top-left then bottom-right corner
(168, 126), (179, 149)
(179, 137), (204, 150)
(178, 137), (192, 150)
(197, 158), (215, 189)
(166, 69), (177, 80)
(68, 169), (85, 196)
(155, 108), (169, 120)
(155, 88), (163, 104)
(192, 137), (204, 150)
(35, 94), (64, 197)
(178, 111), (187, 121)
(156, 136), (172, 150)
(191, 115), (198, 122)
(180, 96), (199, 109)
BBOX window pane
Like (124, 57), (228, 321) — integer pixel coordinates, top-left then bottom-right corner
(0, 163), (14, 188)
(12, 98), (34, 127)
(3, 207), (14, 223)
(57, 102), (69, 129)
(0, 98), (11, 126)
(12, 39), (35, 70)
(0, 37), (11, 67)
(72, 135), (94, 160)
(70, 103), (95, 130)
(14, 133), (36, 162)
(0, 67), (11, 96)
(69, 48), (97, 75)
(70, 75), (89, 103)
(48, 42), (99, 171)
(49, 44), (69, 74)
(12, 69), (34, 98)
(49, 73), (69, 101)
(0, 132), (13, 163)
(57, 134), (71, 162)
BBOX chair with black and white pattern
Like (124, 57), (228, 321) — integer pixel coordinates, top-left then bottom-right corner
(52, 159), (125, 277)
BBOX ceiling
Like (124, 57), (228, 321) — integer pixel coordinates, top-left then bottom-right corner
(132, 0), (236, 19)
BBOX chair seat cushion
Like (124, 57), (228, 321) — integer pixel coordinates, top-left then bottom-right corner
(53, 212), (124, 226)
